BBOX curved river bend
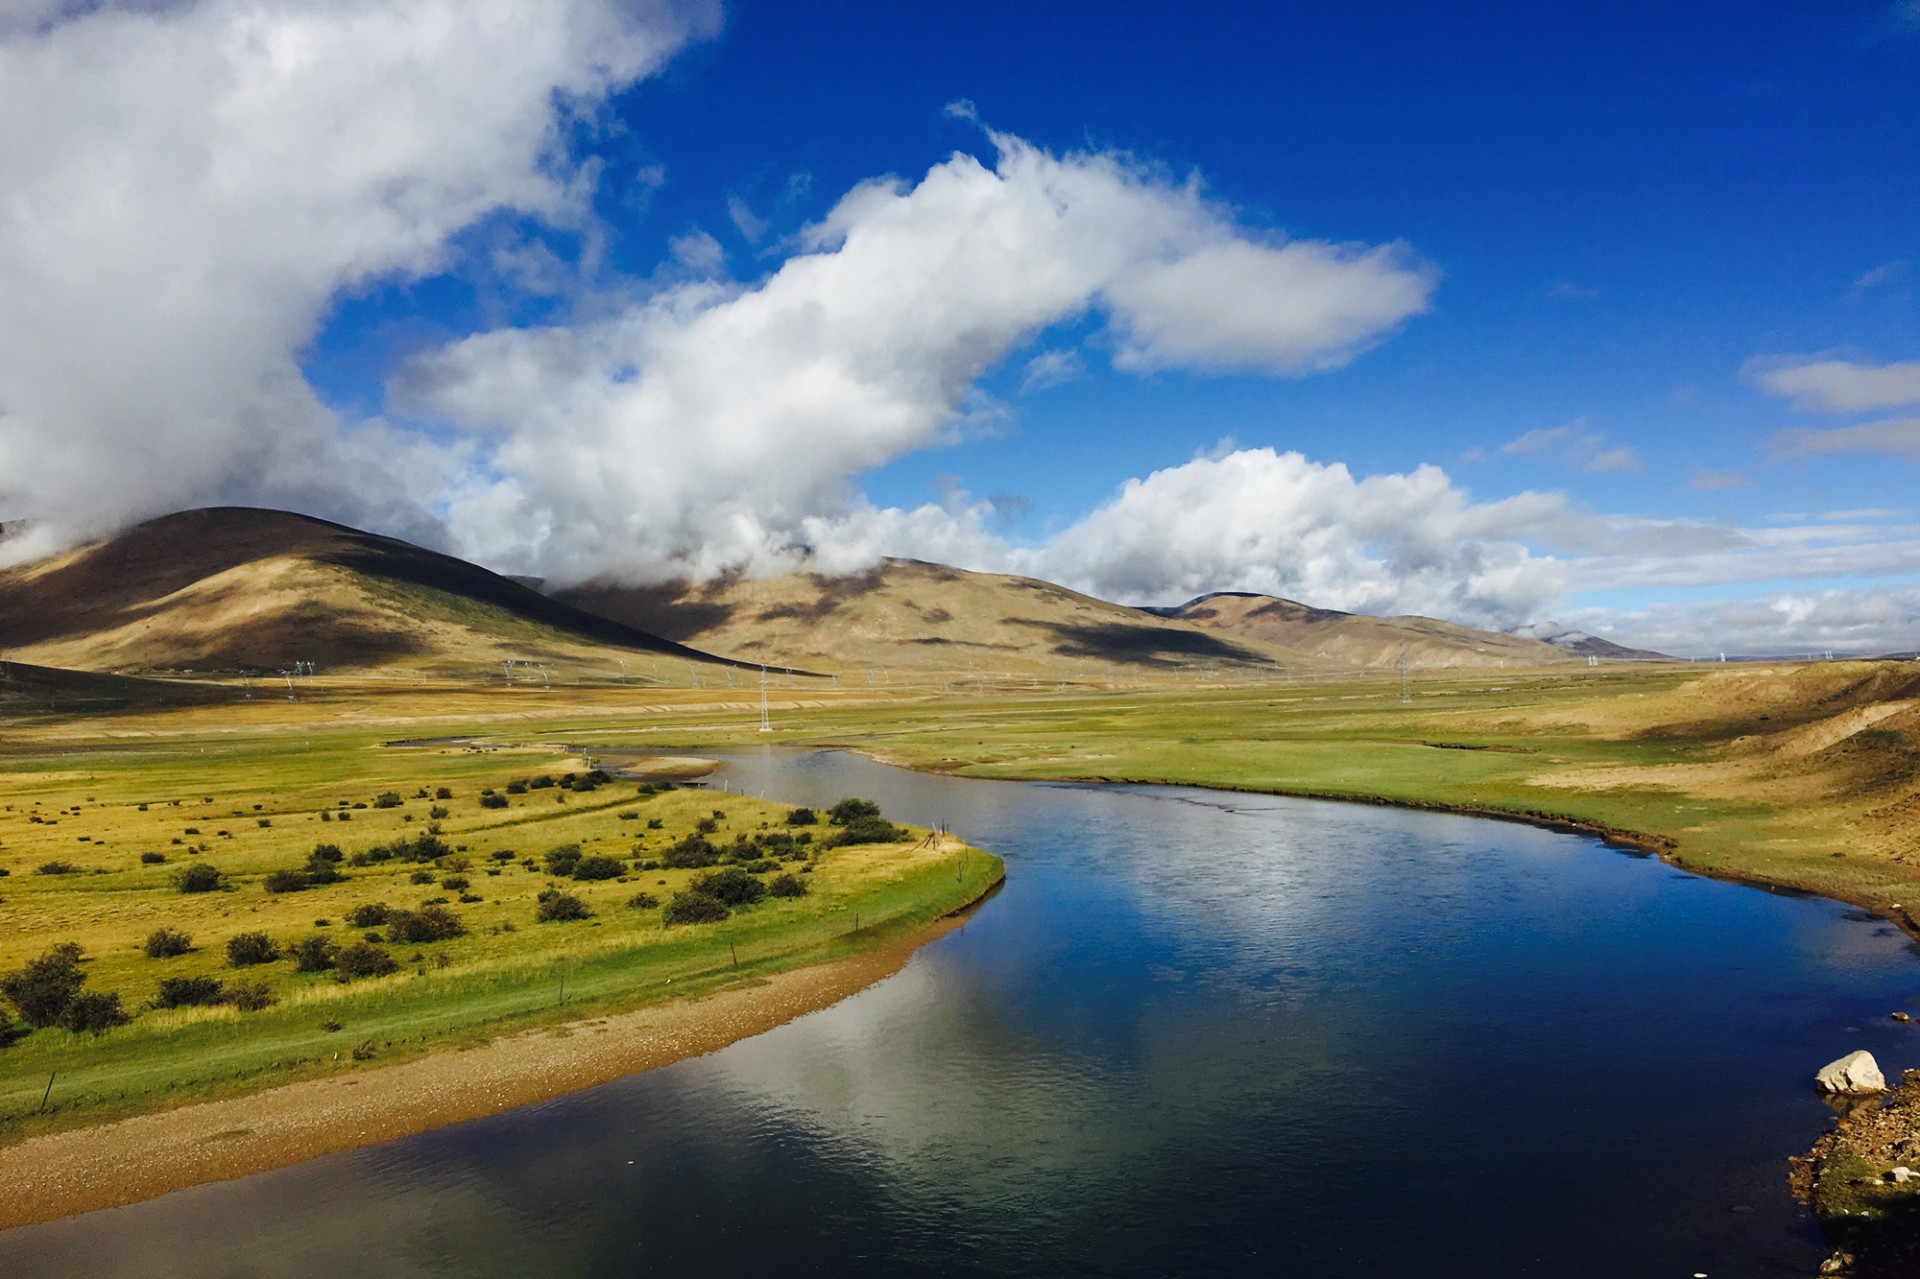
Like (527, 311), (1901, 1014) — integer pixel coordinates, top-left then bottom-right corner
(5, 748), (1917, 1277)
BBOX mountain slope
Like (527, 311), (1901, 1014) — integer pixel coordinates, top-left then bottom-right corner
(1504, 620), (1671, 662)
(558, 559), (1306, 677)
(0, 508), (728, 674)
(1147, 592), (1590, 670)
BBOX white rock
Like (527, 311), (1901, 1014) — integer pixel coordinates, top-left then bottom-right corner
(1816, 1050), (1887, 1095)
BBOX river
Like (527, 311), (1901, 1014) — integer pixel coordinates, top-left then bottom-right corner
(4, 747), (1915, 1276)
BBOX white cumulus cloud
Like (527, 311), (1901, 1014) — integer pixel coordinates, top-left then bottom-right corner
(0, 0), (717, 555)
(415, 130), (1439, 584)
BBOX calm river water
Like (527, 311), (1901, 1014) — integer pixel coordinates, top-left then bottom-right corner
(4, 748), (1917, 1277)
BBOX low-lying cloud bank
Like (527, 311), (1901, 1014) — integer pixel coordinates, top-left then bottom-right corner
(1, 1), (1916, 658)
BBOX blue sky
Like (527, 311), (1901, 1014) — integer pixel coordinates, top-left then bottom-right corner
(2, 1), (1917, 654)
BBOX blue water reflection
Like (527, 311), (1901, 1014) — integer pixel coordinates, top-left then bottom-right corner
(5, 748), (1916, 1277)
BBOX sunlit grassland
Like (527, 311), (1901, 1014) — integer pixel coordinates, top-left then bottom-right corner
(2, 656), (1910, 1142)
(0, 713), (1000, 1140)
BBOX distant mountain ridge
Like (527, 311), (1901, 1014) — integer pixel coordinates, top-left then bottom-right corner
(1504, 620), (1671, 662)
(1141, 591), (1596, 670)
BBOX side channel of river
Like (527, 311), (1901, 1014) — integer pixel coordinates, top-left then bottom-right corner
(4, 747), (1916, 1277)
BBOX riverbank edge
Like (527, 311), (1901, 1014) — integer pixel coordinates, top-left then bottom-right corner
(874, 754), (1920, 942)
(0, 866), (1003, 1232)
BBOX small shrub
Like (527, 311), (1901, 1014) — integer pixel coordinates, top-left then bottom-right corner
(535, 890), (591, 922)
(384, 905), (465, 943)
(827, 815), (906, 848)
(57, 991), (131, 1034)
(768, 873), (808, 898)
(227, 982), (275, 1012)
(504, 780), (528, 795)
(288, 935), (339, 973)
(1, 943), (87, 1026)
(543, 844), (584, 876)
(478, 792), (509, 809)
(320, 810), (333, 822)
(410, 870), (435, 885)
(694, 817), (718, 835)
(173, 862), (225, 893)
(528, 775), (555, 790)
(827, 798), (882, 825)
(256, 818), (272, 828)
(626, 891), (660, 909)
(35, 860), (80, 875)
(435, 787), (453, 800)
(334, 941), (398, 980)
(646, 817), (663, 830)
(264, 869), (314, 893)
(309, 843), (344, 865)
(153, 975), (225, 1008)
(227, 932), (279, 966)
(571, 855), (624, 881)
(0, 1007), (23, 1047)
(344, 902), (391, 928)
(372, 792), (402, 809)
(143, 928), (193, 958)
(140, 851), (168, 865)
(662, 890), (729, 926)
(785, 807), (819, 826)
(694, 866), (766, 907)
(660, 834), (718, 869)
(440, 874), (469, 891)
(428, 806), (450, 821)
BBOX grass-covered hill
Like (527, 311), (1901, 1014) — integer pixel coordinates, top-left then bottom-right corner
(556, 557), (1321, 679)
(0, 508), (731, 677)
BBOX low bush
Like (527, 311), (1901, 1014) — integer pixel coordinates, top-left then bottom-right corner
(504, 780), (528, 795)
(173, 862), (225, 893)
(662, 889), (729, 925)
(827, 798), (881, 825)
(694, 866), (766, 907)
(660, 834), (719, 869)
(264, 869), (313, 893)
(646, 818), (663, 830)
(435, 787), (453, 800)
(626, 891), (660, 909)
(827, 815), (906, 848)
(344, 902), (391, 928)
(139, 851), (168, 865)
(334, 941), (398, 980)
(440, 874), (469, 890)
(428, 806), (450, 821)
(478, 792), (508, 809)
(56, 991), (131, 1034)
(543, 844), (584, 876)
(768, 873), (808, 898)
(535, 890), (591, 922)
(409, 869), (435, 885)
(143, 927), (193, 958)
(288, 935), (339, 973)
(153, 975), (225, 1008)
(571, 855), (625, 881)
(1, 943), (87, 1026)
(785, 807), (819, 826)
(227, 982), (275, 1012)
(372, 792), (402, 809)
(384, 905), (465, 943)
(227, 932), (279, 966)
(0, 1007), (22, 1047)
(35, 860), (80, 875)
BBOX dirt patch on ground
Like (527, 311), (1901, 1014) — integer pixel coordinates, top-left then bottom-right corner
(0, 916), (967, 1231)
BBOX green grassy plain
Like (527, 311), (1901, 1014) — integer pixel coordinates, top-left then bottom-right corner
(2, 655), (1914, 1148)
(0, 700), (1000, 1141)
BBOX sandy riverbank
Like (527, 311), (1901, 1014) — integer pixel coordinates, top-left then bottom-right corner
(0, 910), (973, 1231)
